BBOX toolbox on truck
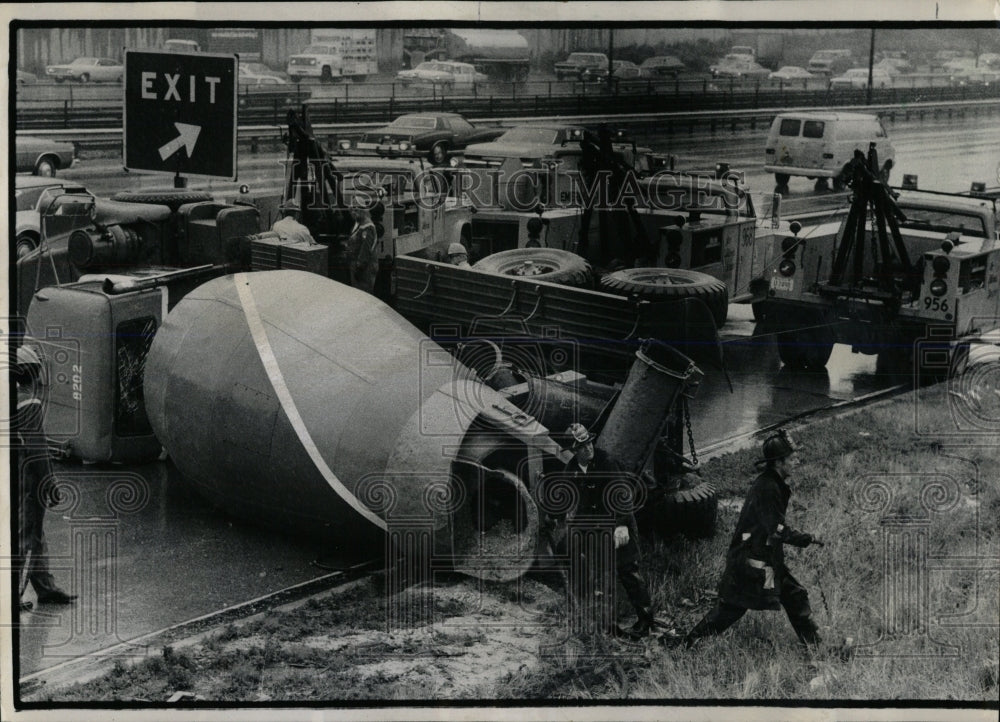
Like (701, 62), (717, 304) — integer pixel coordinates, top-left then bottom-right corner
(25, 280), (166, 463)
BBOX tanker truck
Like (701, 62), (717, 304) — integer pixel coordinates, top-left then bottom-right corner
(404, 28), (531, 82)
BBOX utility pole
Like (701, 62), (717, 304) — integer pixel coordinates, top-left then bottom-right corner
(867, 28), (875, 105)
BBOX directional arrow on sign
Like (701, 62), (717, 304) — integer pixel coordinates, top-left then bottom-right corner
(158, 122), (202, 161)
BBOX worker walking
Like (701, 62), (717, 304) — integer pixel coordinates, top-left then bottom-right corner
(556, 423), (656, 640)
(678, 429), (823, 648)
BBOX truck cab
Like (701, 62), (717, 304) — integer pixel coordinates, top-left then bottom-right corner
(287, 44), (344, 83)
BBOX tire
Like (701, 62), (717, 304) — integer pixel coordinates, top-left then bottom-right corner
(290, 75), (302, 84)
(34, 155), (58, 177)
(55, 77), (65, 83)
(16, 233), (39, 259)
(600, 267), (729, 327)
(79, 73), (90, 83)
(472, 248), (593, 288)
(776, 324), (835, 369)
(320, 66), (333, 83)
(774, 172), (791, 187)
(643, 475), (718, 540)
(110, 190), (213, 211)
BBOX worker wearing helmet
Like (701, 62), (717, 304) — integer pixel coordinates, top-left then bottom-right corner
(554, 423), (655, 640)
(677, 429), (823, 648)
(446, 242), (470, 268)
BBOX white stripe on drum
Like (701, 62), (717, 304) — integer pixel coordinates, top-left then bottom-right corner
(233, 273), (388, 531)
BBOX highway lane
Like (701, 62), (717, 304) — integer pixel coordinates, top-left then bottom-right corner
(15, 112), (997, 679)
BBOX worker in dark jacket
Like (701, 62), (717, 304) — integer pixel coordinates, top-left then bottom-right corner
(14, 347), (77, 612)
(680, 429), (822, 648)
(560, 423), (655, 640)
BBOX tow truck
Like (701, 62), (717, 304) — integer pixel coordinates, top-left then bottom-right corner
(759, 146), (1000, 371)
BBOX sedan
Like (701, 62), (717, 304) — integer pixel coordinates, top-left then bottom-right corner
(639, 55), (686, 77)
(395, 61), (457, 87)
(582, 60), (639, 82)
(710, 56), (771, 79)
(15, 135), (76, 176)
(830, 68), (892, 89)
(16, 69), (38, 84)
(45, 56), (123, 83)
(358, 113), (504, 163)
(769, 66), (814, 80)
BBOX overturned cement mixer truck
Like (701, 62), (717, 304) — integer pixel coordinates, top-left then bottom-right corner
(138, 269), (709, 580)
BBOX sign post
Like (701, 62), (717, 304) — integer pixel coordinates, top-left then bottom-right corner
(123, 50), (238, 182)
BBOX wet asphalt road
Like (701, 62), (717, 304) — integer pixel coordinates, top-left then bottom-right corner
(16, 114), (997, 677)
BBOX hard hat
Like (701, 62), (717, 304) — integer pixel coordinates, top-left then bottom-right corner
(566, 423), (595, 447)
(761, 429), (799, 462)
(448, 243), (467, 256)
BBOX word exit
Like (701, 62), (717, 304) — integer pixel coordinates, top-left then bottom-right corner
(140, 73), (223, 103)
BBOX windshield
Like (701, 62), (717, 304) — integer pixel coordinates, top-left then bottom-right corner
(388, 116), (438, 130)
(897, 209), (987, 238)
(72, 58), (98, 65)
(497, 127), (560, 144)
(568, 54), (601, 62)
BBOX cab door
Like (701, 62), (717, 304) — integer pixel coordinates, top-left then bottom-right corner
(797, 118), (828, 172)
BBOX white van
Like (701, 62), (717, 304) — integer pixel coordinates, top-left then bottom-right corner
(763, 112), (895, 191)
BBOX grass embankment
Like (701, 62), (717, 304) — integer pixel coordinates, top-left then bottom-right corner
(38, 384), (1000, 703)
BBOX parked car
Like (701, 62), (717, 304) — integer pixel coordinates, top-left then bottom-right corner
(830, 67), (893, 89)
(807, 49), (854, 76)
(435, 61), (490, 87)
(582, 59), (639, 81)
(357, 112), (504, 163)
(769, 66), (814, 81)
(15, 135), (76, 176)
(16, 69), (37, 84)
(943, 57), (978, 74)
(163, 38), (201, 53)
(240, 62), (289, 82)
(239, 64), (288, 86)
(710, 54), (770, 79)
(45, 56), (123, 83)
(395, 61), (457, 87)
(874, 58), (910, 76)
(639, 55), (686, 77)
(553, 52), (608, 80)
(949, 65), (1000, 87)
(14, 176), (91, 258)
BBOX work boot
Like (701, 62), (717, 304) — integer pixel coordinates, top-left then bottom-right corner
(627, 609), (656, 640)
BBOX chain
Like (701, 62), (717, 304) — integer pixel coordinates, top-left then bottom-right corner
(684, 398), (698, 467)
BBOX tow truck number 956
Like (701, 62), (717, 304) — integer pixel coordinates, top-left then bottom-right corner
(923, 297), (949, 313)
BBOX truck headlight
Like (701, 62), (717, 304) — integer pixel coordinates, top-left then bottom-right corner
(929, 279), (948, 297)
(398, 141), (411, 151)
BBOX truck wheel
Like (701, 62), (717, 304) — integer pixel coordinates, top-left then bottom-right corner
(642, 475), (718, 540)
(600, 268), (729, 327)
(79, 73), (90, 83)
(774, 172), (791, 187)
(473, 248), (593, 288)
(776, 325), (835, 369)
(111, 190), (213, 211)
(320, 66), (333, 83)
(290, 75), (302, 84)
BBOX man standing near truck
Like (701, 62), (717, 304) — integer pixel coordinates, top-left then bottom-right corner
(555, 423), (656, 640)
(676, 430), (823, 649)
